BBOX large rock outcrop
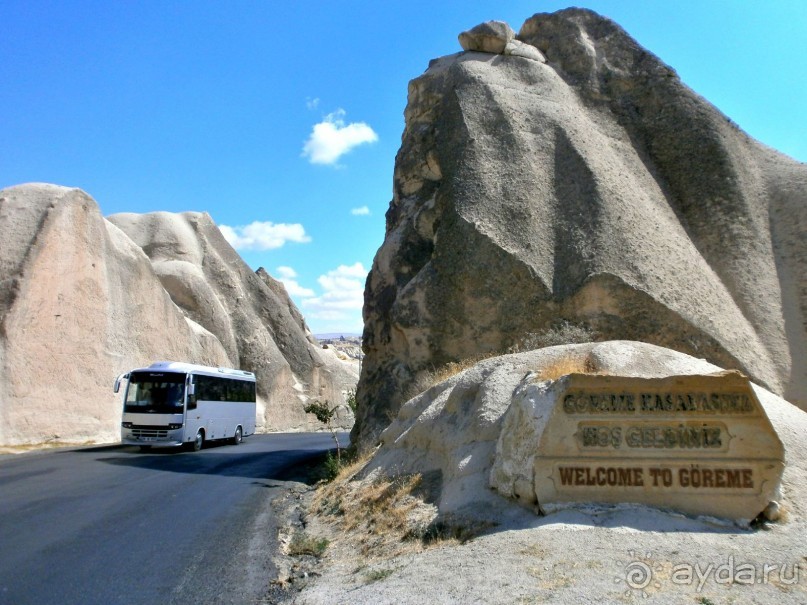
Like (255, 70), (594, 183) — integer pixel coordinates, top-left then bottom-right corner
(108, 211), (358, 432)
(354, 8), (807, 448)
(0, 183), (356, 446)
(364, 342), (807, 524)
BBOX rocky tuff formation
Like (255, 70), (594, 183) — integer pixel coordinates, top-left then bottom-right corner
(354, 8), (807, 448)
(458, 21), (515, 54)
(459, 20), (546, 63)
(298, 343), (807, 605)
(0, 184), (225, 445)
(108, 210), (358, 432)
(0, 183), (356, 446)
(363, 342), (801, 524)
(317, 335), (365, 362)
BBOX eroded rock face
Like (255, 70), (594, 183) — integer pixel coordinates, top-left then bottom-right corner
(108, 211), (358, 432)
(0, 184), (356, 446)
(0, 184), (230, 445)
(354, 8), (807, 448)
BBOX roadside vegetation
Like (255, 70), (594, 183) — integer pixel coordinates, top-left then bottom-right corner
(287, 532), (329, 558)
(304, 388), (358, 480)
(282, 323), (602, 589)
(533, 354), (601, 382)
(308, 454), (492, 569)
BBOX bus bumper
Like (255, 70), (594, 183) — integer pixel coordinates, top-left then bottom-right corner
(121, 427), (185, 448)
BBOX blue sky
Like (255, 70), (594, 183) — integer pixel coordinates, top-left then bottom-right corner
(2, 1), (805, 334)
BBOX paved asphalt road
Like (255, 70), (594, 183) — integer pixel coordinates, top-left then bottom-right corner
(0, 433), (343, 605)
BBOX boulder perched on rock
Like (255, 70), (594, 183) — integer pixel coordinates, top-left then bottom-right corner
(354, 8), (807, 448)
(503, 39), (546, 62)
(458, 21), (515, 54)
(458, 20), (545, 62)
(0, 183), (356, 446)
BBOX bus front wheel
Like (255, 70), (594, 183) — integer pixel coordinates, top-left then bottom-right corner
(232, 426), (243, 446)
(191, 430), (204, 452)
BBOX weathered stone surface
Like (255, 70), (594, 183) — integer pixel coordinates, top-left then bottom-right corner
(0, 184), (229, 446)
(458, 21), (515, 54)
(0, 183), (356, 446)
(492, 370), (784, 521)
(363, 342), (798, 524)
(354, 8), (807, 448)
(108, 211), (358, 432)
(503, 39), (546, 62)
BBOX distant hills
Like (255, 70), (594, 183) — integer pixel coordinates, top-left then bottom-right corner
(315, 333), (362, 340)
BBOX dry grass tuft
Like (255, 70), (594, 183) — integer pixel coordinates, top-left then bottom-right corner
(534, 354), (603, 382)
(406, 354), (493, 400)
(428, 357), (484, 383)
(310, 454), (493, 569)
(313, 462), (432, 558)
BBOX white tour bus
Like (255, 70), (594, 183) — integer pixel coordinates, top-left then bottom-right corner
(114, 361), (257, 451)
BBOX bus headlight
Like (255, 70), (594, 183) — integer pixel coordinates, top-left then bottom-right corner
(121, 422), (133, 428)
(168, 423), (183, 430)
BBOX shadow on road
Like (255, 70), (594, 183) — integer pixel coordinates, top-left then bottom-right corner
(94, 448), (333, 484)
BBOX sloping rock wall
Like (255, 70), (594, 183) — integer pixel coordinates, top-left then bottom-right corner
(108, 211), (358, 432)
(0, 184), (230, 445)
(0, 183), (356, 446)
(354, 8), (807, 448)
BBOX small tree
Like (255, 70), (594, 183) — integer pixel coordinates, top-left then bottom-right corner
(345, 388), (357, 415)
(304, 400), (342, 465)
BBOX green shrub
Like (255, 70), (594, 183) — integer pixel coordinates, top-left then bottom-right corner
(323, 451), (341, 481)
(287, 532), (329, 558)
(364, 568), (395, 583)
(304, 399), (344, 471)
(345, 388), (357, 414)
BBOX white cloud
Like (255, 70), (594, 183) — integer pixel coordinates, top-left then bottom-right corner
(302, 109), (378, 165)
(220, 221), (311, 251)
(275, 266), (315, 297)
(301, 262), (367, 321)
(306, 97), (320, 110)
(351, 206), (370, 216)
(276, 266), (298, 279)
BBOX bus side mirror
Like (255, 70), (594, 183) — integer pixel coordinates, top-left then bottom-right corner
(113, 373), (128, 394)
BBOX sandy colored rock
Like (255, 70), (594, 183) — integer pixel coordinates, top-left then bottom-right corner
(0, 183), (357, 446)
(363, 342), (799, 524)
(0, 184), (230, 446)
(492, 371), (784, 522)
(458, 21), (515, 54)
(354, 7), (807, 448)
(108, 211), (358, 432)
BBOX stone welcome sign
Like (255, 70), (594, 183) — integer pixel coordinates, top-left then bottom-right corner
(493, 370), (785, 521)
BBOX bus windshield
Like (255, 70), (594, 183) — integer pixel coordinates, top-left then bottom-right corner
(124, 372), (186, 414)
